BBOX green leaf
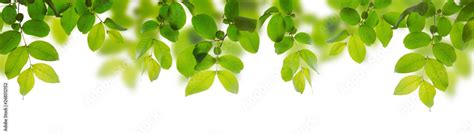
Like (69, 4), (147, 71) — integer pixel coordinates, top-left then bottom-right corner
(364, 11), (379, 27)
(358, 25), (376, 45)
(158, 4), (170, 20)
(395, 53), (426, 73)
(77, 13), (96, 34)
(177, 47), (198, 77)
(340, 8), (360, 25)
(437, 17), (452, 36)
(425, 59), (449, 91)
(136, 38), (154, 59)
(104, 18), (127, 31)
(433, 43), (456, 66)
(234, 16), (257, 31)
(442, 1), (461, 16)
(227, 24), (239, 41)
(239, 31), (259, 53)
(376, 19), (393, 47)
(75, 0), (88, 15)
(194, 55), (215, 71)
(160, 24), (180, 42)
(419, 80), (436, 109)
(267, 14), (286, 42)
(274, 36), (294, 54)
(258, 7), (278, 28)
(28, 41), (59, 61)
(18, 68), (35, 96)
(185, 71), (216, 96)
(281, 52), (300, 81)
(2, 5), (16, 24)
(463, 19), (474, 43)
(327, 30), (349, 43)
(302, 67), (312, 87)
(403, 32), (431, 49)
(407, 12), (425, 32)
(451, 22), (466, 50)
(93, 0), (113, 13)
(383, 12), (406, 28)
(348, 34), (366, 63)
(60, 7), (78, 35)
(217, 70), (239, 94)
(293, 70), (305, 93)
(283, 15), (294, 32)
(107, 30), (124, 43)
(146, 57), (161, 81)
(153, 40), (172, 69)
(87, 23), (105, 51)
(224, 1), (239, 20)
(141, 20), (159, 33)
(192, 14), (217, 39)
(32, 63), (59, 83)
(456, 2), (474, 22)
(279, 0), (293, 14)
(27, 0), (46, 20)
(295, 32), (312, 45)
(374, 0), (391, 9)
(168, 2), (186, 30)
(5, 46), (28, 79)
(193, 41), (213, 62)
(329, 42), (346, 56)
(299, 49), (318, 72)
(0, 30), (21, 54)
(394, 75), (422, 95)
(23, 19), (50, 37)
(218, 55), (244, 74)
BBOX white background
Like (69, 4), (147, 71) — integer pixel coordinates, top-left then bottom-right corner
(2, 0), (474, 135)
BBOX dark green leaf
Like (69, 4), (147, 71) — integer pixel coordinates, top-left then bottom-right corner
(437, 17), (452, 36)
(279, 0), (293, 14)
(374, 0), (391, 9)
(224, 1), (239, 20)
(456, 2), (474, 22)
(407, 12), (425, 32)
(141, 20), (159, 33)
(267, 14), (286, 42)
(60, 7), (78, 35)
(234, 16), (257, 31)
(451, 22), (466, 50)
(93, 0), (113, 13)
(340, 8), (360, 25)
(2, 5), (17, 24)
(442, 1), (462, 16)
(104, 18), (127, 31)
(168, 2), (186, 30)
(160, 24), (179, 42)
(23, 19), (50, 37)
(0, 30), (21, 54)
(463, 19), (474, 43)
(192, 14), (217, 39)
(227, 24), (239, 41)
(27, 0), (46, 20)
(77, 13), (96, 34)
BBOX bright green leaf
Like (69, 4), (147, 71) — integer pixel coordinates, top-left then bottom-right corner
(60, 7), (78, 35)
(295, 32), (312, 45)
(376, 19), (393, 47)
(419, 80), (436, 109)
(348, 34), (366, 63)
(293, 69), (305, 93)
(329, 42), (346, 56)
(425, 59), (449, 91)
(5, 46), (28, 79)
(168, 2), (187, 30)
(104, 18), (127, 31)
(218, 55), (244, 73)
(403, 32), (431, 49)
(407, 12), (425, 32)
(394, 75), (422, 95)
(32, 63), (59, 83)
(18, 68), (35, 96)
(267, 14), (286, 42)
(437, 17), (452, 36)
(217, 70), (239, 94)
(146, 57), (161, 81)
(185, 71), (216, 96)
(93, 0), (113, 13)
(374, 0), (391, 9)
(224, 1), (239, 20)
(160, 24), (180, 42)
(27, 0), (46, 20)
(279, 0), (293, 14)
(87, 23), (105, 51)
(239, 31), (259, 53)
(28, 40), (59, 61)
(154, 40), (172, 69)
(433, 43), (456, 66)
(274, 36), (294, 54)
(395, 53), (426, 73)
(358, 25), (376, 45)
(299, 49), (318, 71)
